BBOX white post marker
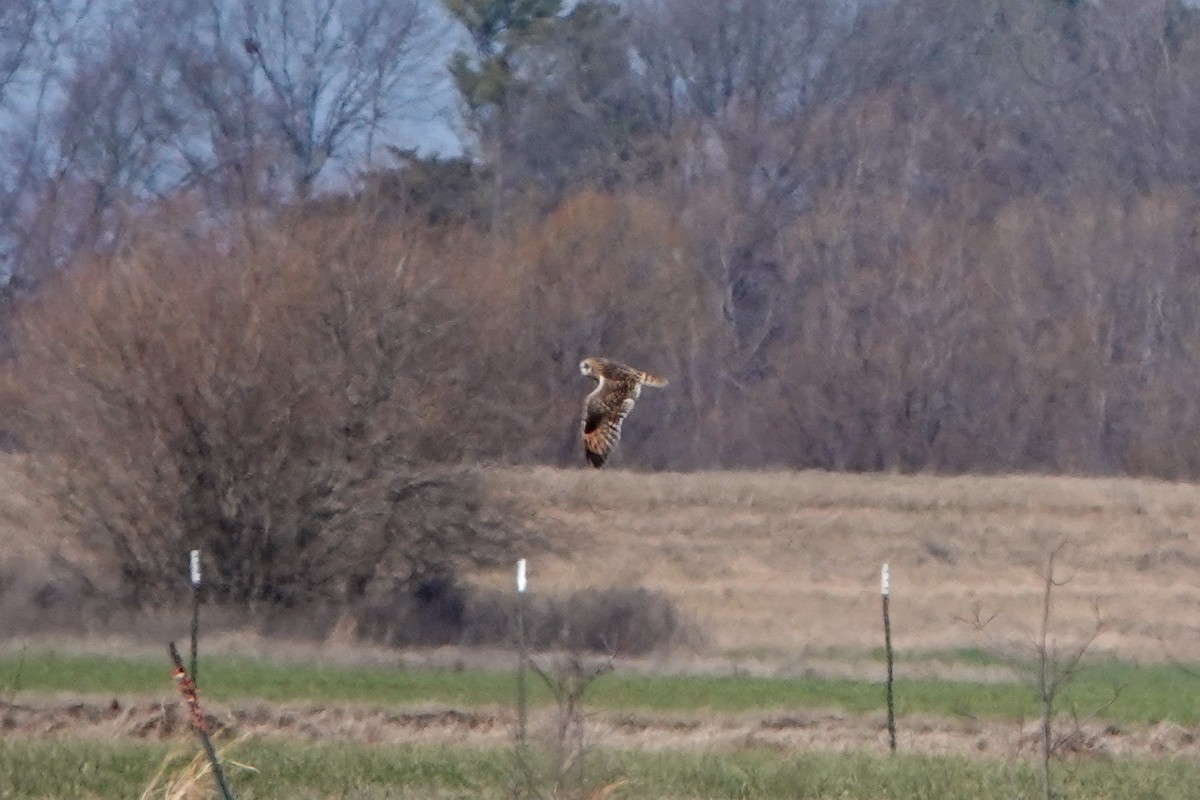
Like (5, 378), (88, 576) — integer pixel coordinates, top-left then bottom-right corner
(516, 558), (527, 594)
(881, 562), (890, 597)
(190, 549), (202, 588)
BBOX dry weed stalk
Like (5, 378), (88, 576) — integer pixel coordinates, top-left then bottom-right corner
(167, 642), (235, 800)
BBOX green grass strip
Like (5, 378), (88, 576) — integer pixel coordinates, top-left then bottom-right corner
(3, 650), (1199, 724)
(2, 737), (1199, 799)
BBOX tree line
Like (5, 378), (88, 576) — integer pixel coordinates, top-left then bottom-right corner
(5, 0), (1200, 477)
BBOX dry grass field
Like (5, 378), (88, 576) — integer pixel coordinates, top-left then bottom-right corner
(4, 453), (1200, 669)
(484, 466), (1200, 670)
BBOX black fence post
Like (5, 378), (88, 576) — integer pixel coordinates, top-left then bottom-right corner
(516, 558), (528, 746)
(882, 562), (897, 754)
(189, 549), (202, 687)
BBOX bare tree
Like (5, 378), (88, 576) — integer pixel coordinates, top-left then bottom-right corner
(40, 0), (441, 209)
(0, 0), (94, 284)
(1, 0), (445, 293)
(822, 0), (1200, 197)
(622, 0), (852, 410)
(964, 546), (1115, 800)
(0, 0), (41, 106)
(499, 1), (661, 201)
(630, 0), (845, 125)
(0, 1), (195, 289)
(56, 22), (183, 201)
(234, 0), (441, 197)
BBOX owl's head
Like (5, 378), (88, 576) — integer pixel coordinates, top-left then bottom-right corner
(579, 358), (596, 377)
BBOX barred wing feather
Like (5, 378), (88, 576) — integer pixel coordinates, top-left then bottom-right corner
(582, 392), (635, 468)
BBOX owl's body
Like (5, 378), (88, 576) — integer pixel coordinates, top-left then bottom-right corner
(579, 357), (668, 468)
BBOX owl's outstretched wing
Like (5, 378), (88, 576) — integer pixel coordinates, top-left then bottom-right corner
(582, 388), (635, 468)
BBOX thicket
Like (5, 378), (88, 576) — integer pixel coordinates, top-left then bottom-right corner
(357, 580), (688, 655)
(1, 211), (531, 606)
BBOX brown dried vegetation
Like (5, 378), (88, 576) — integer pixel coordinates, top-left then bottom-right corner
(1, 213), (531, 606)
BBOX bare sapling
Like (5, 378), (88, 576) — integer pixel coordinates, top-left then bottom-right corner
(509, 633), (619, 799)
(527, 651), (615, 800)
(962, 544), (1119, 800)
(509, 559), (626, 799)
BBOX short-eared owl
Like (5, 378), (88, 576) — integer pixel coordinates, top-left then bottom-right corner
(579, 357), (668, 468)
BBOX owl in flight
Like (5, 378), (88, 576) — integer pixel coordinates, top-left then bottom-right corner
(579, 357), (668, 468)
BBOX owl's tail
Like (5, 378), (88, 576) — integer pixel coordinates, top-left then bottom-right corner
(639, 371), (669, 388)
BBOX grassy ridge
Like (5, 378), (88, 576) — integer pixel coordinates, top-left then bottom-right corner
(3, 738), (1198, 799)
(3, 650), (1200, 725)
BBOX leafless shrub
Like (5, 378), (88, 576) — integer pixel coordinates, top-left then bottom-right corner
(1, 209), (531, 607)
(555, 587), (686, 656)
(355, 575), (471, 648)
(515, 586), (690, 656)
(355, 581), (690, 654)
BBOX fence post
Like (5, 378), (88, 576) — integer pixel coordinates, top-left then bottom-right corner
(515, 558), (528, 746)
(189, 549), (202, 687)
(881, 562), (897, 754)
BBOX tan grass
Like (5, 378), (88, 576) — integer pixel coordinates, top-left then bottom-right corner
(0, 453), (68, 560)
(5, 457), (1200, 667)
(139, 737), (255, 800)
(482, 467), (1200, 665)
